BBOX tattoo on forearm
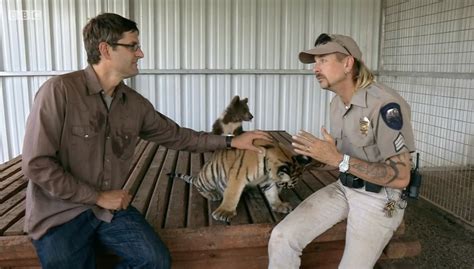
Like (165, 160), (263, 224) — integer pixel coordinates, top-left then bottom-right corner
(385, 159), (400, 183)
(351, 154), (407, 185)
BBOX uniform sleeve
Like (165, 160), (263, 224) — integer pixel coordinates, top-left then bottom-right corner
(138, 98), (226, 152)
(375, 101), (416, 160)
(21, 79), (99, 204)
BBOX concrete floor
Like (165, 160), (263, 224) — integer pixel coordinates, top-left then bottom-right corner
(379, 198), (474, 269)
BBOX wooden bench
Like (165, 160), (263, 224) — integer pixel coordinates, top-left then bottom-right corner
(0, 131), (420, 269)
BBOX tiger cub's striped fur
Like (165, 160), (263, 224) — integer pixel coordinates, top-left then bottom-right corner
(171, 138), (316, 222)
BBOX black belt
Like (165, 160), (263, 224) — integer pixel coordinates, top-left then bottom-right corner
(339, 172), (382, 193)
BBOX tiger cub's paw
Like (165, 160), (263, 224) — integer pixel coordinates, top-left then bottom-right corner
(271, 202), (292, 214)
(212, 208), (237, 222)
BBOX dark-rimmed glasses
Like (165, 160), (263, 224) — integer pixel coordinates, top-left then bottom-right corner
(108, 42), (141, 52)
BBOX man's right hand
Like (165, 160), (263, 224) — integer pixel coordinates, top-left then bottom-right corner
(96, 190), (132, 211)
(231, 130), (272, 153)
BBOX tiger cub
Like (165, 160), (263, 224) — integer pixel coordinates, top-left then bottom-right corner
(212, 95), (253, 136)
(170, 138), (316, 222)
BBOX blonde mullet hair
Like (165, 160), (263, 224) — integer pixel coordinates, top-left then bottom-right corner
(335, 53), (375, 90)
(354, 59), (375, 89)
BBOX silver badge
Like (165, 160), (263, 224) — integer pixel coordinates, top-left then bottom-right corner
(359, 117), (370, 135)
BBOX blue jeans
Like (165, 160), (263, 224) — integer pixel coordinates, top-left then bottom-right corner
(32, 206), (171, 269)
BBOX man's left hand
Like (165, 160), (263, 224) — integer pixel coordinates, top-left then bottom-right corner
(231, 130), (272, 153)
(292, 127), (342, 167)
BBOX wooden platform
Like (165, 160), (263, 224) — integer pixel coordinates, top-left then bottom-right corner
(0, 131), (420, 268)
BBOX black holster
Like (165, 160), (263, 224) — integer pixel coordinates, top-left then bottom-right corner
(339, 172), (382, 193)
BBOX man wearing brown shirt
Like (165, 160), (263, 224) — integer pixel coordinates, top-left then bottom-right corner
(268, 34), (415, 268)
(22, 13), (269, 269)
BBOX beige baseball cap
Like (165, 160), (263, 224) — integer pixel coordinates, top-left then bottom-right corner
(299, 34), (362, 63)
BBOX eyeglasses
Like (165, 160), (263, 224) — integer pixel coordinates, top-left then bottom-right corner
(314, 34), (351, 56)
(108, 42), (141, 52)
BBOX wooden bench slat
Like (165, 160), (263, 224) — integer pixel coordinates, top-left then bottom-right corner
(229, 200), (251, 225)
(242, 188), (274, 224)
(125, 140), (149, 179)
(131, 145), (167, 213)
(187, 188), (209, 228)
(186, 153), (208, 228)
(271, 130), (292, 144)
(0, 170), (24, 191)
(170, 241), (355, 269)
(123, 142), (158, 195)
(165, 151), (190, 228)
(0, 236), (38, 265)
(0, 201), (25, 235)
(0, 190), (25, 217)
(159, 224), (273, 251)
(170, 247), (269, 269)
(0, 176), (27, 203)
(310, 169), (338, 186)
(301, 171), (326, 192)
(145, 149), (177, 229)
(0, 161), (22, 187)
(0, 155), (22, 173)
(4, 216), (24, 236)
(278, 130), (293, 141)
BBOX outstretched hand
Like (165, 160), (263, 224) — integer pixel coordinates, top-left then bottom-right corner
(292, 127), (342, 166)
(231, 130), (272, 153)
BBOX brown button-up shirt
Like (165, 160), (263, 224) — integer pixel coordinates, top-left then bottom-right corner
(22, 66), (227, 240)
(330, 82), (415, 163)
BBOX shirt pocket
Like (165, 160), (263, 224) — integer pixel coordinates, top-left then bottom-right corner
(70, 125), (100, 159)
(71, 125), (99, 141)
(348, 127), (381, 162)
(114, 128), (137, 160)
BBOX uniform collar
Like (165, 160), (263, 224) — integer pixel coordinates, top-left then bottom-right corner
(84, 65), (127, 104)
(348, 86), (368, 108)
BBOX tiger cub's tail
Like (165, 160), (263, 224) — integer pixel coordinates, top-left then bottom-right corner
(167, 172), (222, 201)
(167, 173), (196, 184)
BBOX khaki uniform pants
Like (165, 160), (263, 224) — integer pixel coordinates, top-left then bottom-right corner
(268, 180), (404, 269)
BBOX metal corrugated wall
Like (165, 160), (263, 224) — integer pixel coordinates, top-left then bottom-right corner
(0, 0), (381, 163)
(378, 0), (473, 225)
(132, 0), (381, 132)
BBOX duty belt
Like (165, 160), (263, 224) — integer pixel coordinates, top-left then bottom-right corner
(339, 172), (382, 193)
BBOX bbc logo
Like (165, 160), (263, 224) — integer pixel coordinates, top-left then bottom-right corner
(8, 10), (42, 20)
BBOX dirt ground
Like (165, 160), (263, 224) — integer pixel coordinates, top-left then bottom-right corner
(378, 198), (474, 269)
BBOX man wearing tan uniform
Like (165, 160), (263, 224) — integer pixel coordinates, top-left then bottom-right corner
(268, 33), (415, 268)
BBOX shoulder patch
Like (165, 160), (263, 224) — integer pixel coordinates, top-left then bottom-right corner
(380, 103), (403, 130)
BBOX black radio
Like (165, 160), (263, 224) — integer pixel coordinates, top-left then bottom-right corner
(403, 153), (422, 199)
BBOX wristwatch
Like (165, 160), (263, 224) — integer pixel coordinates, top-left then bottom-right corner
(338, 154), (350, 173)
(225, 135), (233, 149)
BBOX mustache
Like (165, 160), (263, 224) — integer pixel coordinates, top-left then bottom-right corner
(316, 74), (325, 80)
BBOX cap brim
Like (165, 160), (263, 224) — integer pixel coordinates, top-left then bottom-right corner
(298, 42), (351, 64)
